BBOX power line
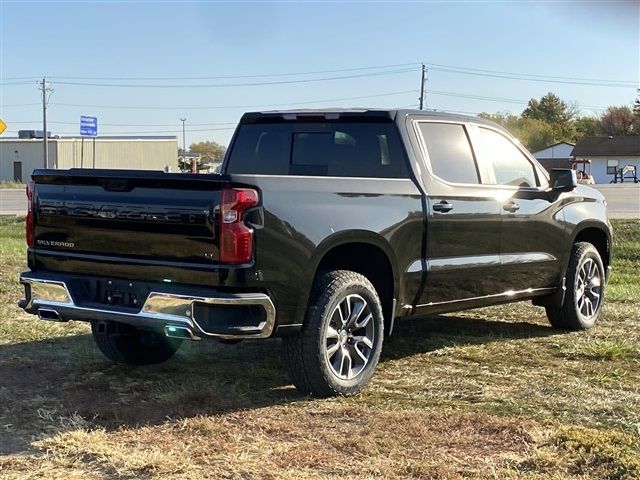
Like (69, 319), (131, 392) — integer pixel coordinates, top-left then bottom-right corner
(425, 62), (634, 85)
(427, 89), (610, 110)
(8, 60), (635, 85)
(0, 76), (42, 81)
(40, 62), (421, 81)
(427, 65), (636, 88)
(21, 88), (609, 113)
(0, 103), (41, 107)
(50, 68), (416, 88)
(44, 90), (419, 110)
(0, 80), (37, 86)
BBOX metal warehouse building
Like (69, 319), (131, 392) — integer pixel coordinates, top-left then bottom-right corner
(1, 136), (179, 183)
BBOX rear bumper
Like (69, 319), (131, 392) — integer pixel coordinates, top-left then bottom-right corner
(19, 272), (276, 340)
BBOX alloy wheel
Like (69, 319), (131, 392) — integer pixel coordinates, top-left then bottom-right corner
(575, 258), (603, 319)
(324, 294), (375, 380)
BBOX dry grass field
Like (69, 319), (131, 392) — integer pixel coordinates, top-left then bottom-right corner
(0, 216), (639, 479)
(0, 182), (25, 190)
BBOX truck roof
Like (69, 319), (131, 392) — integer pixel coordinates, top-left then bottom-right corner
(240, 108), (499, 127)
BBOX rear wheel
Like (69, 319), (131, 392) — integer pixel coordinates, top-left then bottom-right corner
(283, 270), (384, 397)
(546, 242), (605, 330)
(91, 321), (182, 365)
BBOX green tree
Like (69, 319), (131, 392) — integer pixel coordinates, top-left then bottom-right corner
(600, 106), (636, 136)
(479, 112), (556, 152)
(189, 140), (227, 161)
(573, 116), (603, 138)
(522, 92), (577, 125)
(633, 90), (640, 134)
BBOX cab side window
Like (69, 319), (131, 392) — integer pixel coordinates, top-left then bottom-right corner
(475, 127), (538, 188)
(418, 122), (480, 184)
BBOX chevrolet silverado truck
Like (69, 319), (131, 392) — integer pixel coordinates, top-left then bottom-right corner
(19, 109), (612, 397)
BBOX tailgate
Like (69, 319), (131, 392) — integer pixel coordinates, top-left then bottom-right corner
(32, 169), (227, 265)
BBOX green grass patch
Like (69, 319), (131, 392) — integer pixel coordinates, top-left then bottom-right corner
(554, 427), (640, 479)
(607, 219), (640, 302)
(557, 338), (638, 361)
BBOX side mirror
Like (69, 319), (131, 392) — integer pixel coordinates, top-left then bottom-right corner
(550, 168), (577, 192)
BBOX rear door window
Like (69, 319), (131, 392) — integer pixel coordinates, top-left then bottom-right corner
(417, 122), (480, 184)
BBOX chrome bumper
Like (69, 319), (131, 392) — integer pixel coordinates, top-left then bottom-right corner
(19, 273), (276, 340)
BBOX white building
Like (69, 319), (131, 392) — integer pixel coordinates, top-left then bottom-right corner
(532, 141), (575, 172)
(1, 136), (178, 183)
(571, 136), (640, 184)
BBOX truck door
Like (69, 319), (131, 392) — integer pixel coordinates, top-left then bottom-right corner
(470, 126), (565, 292)
(411, 120), (503, 308)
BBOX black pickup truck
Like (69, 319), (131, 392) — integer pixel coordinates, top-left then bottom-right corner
(19, 109), (612, 397)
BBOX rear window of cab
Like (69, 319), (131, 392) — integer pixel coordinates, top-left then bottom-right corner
(226, 122), (408, 178)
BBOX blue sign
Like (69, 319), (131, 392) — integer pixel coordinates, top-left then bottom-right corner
(80, 116), (98, 136)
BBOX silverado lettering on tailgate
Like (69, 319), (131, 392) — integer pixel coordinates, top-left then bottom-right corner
(36, 240), (75, 248)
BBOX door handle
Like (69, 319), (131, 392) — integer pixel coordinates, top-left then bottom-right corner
(432, 201), (454, 213)
(503, 201), (520, 213)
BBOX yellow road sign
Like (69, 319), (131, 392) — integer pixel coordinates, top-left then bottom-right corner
(0, 119), (6, 135)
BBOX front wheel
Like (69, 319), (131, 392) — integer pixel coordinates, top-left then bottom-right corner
(91, 321), (182, 365)
(546, 242), (605, 330)
(283, 270), (384, 397)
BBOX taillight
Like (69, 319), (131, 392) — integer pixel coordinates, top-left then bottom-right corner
(25, 180), (35, 247)
(219, 188), (259, 264)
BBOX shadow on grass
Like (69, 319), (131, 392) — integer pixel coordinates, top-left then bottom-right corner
(0, 313), (560, 453)
(384, 313), (560, 360)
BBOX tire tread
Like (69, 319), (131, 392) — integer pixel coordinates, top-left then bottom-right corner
(283, 270), (383, 397)
(546, 242), (604, 331)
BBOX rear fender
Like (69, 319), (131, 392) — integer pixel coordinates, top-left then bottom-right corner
(294, 231), (399, 326)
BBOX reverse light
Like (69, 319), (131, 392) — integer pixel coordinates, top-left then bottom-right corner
(219, 188), (259, 264)
(25, 180), (35, 247)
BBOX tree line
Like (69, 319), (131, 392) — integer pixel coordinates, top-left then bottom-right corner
(479, 92), (640, 152)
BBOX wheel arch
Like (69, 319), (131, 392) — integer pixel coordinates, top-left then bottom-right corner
(569, 221), (612, 273)
(296, 231), (399, 333)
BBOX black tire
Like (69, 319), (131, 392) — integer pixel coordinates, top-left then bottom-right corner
(91, 321), (182, 365)
(283, 270), (384, 397)
(546, 242), (605, 330)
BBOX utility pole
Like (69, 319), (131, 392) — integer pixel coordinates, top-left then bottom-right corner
(38, 78), (54, 168)
(418, 64), (426, 110)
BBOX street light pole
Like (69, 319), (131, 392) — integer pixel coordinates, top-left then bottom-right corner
(179, 118), (187, 155)
(179, 118), (190, 173)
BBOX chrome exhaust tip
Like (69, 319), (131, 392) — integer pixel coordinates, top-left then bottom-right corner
(37, 308), (65, 322)
(164, 325), (199, 340)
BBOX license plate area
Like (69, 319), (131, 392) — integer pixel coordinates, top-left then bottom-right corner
(95, 279), (140, 308)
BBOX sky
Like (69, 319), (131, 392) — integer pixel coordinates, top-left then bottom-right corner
(0, 0), (638, 148)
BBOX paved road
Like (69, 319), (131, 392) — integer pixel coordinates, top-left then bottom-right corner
(1, 184), (638, 218)
(592, 184), (639, 219)
(0, 189), (27, 216)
